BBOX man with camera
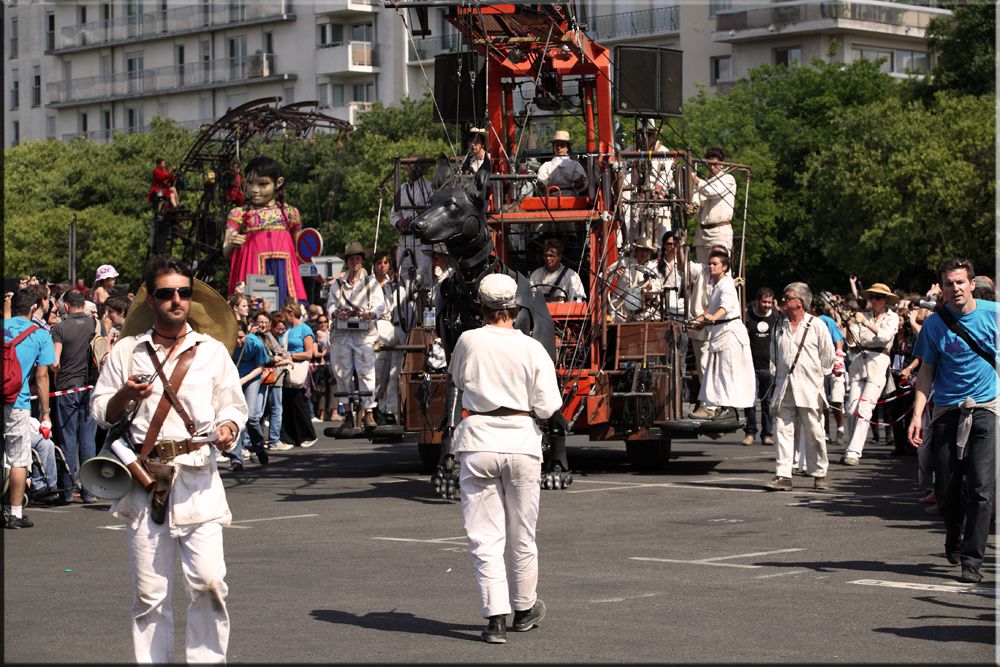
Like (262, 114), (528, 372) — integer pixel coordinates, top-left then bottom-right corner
(90, 255), (247, 662)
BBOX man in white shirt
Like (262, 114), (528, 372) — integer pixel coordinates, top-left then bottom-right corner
(536, 130), (588, 196)
(391, 161), (434, 289)
(461, 127), (491, 175)
(528, 239), (586, 303)
(691, 145), (737, 264)
(607, 237), (662, 322)
(765, 282), (835, 491)
(90, 255), (248, 663)
(449, 273), (562, 644)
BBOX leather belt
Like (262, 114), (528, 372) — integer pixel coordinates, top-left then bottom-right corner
(150, 439), (202, 463)
(700, 219), (732, 230)
(467, 407), (534, 418)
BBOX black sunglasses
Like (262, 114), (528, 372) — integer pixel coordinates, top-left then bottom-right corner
(152, 286), (193, 300)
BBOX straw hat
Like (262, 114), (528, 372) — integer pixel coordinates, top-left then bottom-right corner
(337, 241), (371, 260)
(552, 130), (572, 145)
(469, 127), (487, 142)
(121, 278), (239, 354)
(859, 282), (900, 306)
(633, 237), (657, 252)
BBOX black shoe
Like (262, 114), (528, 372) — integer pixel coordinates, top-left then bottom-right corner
(230, 461), (244, 472)
(481, 615), (507, 644)
(4, 513), (34, 529)
(958, 565), (983, 584)
(709, 406), (738, 421)
(945, 548), (961, 565)
(256, 446), (269, 466)
(512, 599), (546, 632)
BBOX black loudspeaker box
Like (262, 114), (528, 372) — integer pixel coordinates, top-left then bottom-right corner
(433, 52), (487, 125)
(613, 46), (683, 117)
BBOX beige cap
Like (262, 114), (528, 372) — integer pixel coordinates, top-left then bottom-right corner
(479, 273), (518, 310)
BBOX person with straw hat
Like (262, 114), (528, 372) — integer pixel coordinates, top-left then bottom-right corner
(536, 129), (588, 196)
(90, 255), (247, 662)
(840, 281), (899, 465)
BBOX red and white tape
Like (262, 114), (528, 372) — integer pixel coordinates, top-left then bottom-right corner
(29, 385), (94, 400)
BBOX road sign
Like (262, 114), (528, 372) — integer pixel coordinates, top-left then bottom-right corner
(296, 228), (324, 263)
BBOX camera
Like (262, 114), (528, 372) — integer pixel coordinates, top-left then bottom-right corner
(917, 297), (937, 310)
(136, 373), (156, 384)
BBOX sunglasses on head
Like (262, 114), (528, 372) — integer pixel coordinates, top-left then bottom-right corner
(152, 286), (193, 300)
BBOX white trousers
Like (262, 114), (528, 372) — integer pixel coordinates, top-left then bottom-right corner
(459, 451), (541, 618)
(127, 517), (229, 664)
(774, 403), (827, 479)
(330, 330), (378, 411)
(844, 370), (889, 459)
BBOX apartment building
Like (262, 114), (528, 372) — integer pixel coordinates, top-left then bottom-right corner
(4, 1), (951, 148)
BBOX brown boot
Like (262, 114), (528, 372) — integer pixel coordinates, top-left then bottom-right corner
(364, 410), (377, 429)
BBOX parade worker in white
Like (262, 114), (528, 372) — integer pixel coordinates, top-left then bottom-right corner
(529, 239), (586, 303)
(326, 242), (386, 430)
(372, 250), (403, 424)
(607, 237), (663, 322)
(690, 145), (736, 264)
(766, 282), (835, 491)
(841, 282), (899, 465)
(536, 130), (588, 196)
(390, 161), (433, 289)
(689, 249), (755, 420)
(449, 273), (563, 644)
(90, 255), (248, 664)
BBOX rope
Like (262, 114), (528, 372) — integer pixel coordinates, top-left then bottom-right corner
(372, 191), (384, 256)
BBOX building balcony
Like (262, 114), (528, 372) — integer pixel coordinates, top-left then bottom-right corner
(60, 118), (213, 144)
(51, 2), (295, 53)
(316, 41), (380, 76)
(46, 54), (294, 107)
(326, 101), (373, 125)
(586, 6), (680, 44)
(406, 33), (461, 64)
(315, 0), (377, 19)
(714, 0), (950, 43)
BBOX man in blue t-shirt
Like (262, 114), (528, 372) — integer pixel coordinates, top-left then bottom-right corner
(4, 287), (57, 529)
(908, 258), (998, 585)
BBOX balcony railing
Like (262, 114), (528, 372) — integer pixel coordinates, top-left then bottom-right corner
(54, 2), (293, 51)
(317, 40), (380, 73)
(587, 6), (680, 41)
(327, 100), (373, 125)
(60, 118), (214, 144)
(47, 54), (281, 105)
(716, 1), (947, 34)
(407, 33), (461, 63)
(316, 0), (377, 15)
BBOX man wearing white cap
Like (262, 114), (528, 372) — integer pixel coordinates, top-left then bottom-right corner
(536, 130), (588, 196)
(449, 273), (562, 644)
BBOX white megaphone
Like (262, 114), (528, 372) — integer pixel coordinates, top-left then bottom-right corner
(80, 442), (134, 499)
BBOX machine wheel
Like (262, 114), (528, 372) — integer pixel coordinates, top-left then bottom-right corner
(625, 438), (672, 472)
(417, 442), (440, 473)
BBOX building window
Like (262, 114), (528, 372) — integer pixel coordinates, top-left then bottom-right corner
(201, 0), (211, 26)
(126, 53), (144, 93)
(264, 31), (274, 54)
(126, 0), (141, 38)
(78, 5), (88, 25)
(10, 77), (18, 110)
(351, 22), (374, 43)
(353, 82), (374, 102)
(228, 36), (247, 79)
(46, 12), (56, 51)
(317, 81), (329, 106)
(318, 22), (344, 47)
(79, 112), (88, 133)
(11, 121), (19, 147)
(854, 46), (892, 74)
(774, 47), (802, 67)
(710, 55), (732, 84)
(200, 40), (211, 82)
(126, 107), (143, 132)
(894, 49), (929, 74)
(47, 115), (56, 140)
(10, 17), (18, 59)
(32, 67), (41, 107)
(102, 110), (112, 139)
(175, 45), (186, 85)
(229, 0), (246, 23)
(709, 0), (731, 18)
(331, 84), (344, 106)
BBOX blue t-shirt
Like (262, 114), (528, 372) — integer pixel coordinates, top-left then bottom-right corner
(232, 333), (271, 379)
(912, 299), (998, 406)
(819, 314), (845, 346)
(283, 322), (314, 354)
(4, 316), (57, 410)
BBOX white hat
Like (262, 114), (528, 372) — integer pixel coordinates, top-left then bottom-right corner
(479, 273), (518, 310)
(95, 264), (119, 282)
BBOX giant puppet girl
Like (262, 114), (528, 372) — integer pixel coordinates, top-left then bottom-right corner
(222, 156), (307, 305)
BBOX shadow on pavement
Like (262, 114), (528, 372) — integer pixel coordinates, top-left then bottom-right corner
(310, 609), (482, 642)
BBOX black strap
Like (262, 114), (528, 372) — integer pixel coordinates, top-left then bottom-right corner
(786, 315), (814, 378)
(548, 266), (571, 299)
(937, 305), (997, 368)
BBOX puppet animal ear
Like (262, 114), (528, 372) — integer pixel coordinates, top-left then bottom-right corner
(432, 153), (453, 190)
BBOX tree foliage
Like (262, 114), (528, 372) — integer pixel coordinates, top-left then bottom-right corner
(925, 2), (995, 97)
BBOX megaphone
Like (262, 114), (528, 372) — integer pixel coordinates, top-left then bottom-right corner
(80, 443), (133, 500)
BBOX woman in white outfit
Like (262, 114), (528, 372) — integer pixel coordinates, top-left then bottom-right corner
(841, 282), (899, 464)
(690, 249), (756, 422)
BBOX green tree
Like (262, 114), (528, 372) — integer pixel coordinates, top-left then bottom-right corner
(925, 2), (995, 97)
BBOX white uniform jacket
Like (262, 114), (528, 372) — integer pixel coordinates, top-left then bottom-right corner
(692, 170), (737, 249)
(705, 275), (750, 353)
(449, 326), (563, 459)
(529, 264), (587, 302)
(845, 309), (898, 382)
(537, 155), (588, 195)
(90, 326), (248, 531)
(769, 314), (835, 409)
(326, 270), (386, 338)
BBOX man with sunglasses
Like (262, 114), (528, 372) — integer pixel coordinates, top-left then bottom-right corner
(91, 255), (247, 663)
(909, 258), (998, 585)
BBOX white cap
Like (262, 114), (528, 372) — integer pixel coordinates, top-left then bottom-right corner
(479, 273), (518, 310)
(95, 264), (119, 282)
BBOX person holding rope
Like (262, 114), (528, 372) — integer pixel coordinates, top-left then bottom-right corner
(765, 282), (835, 491)
(90, 255), (247, 662)
(840, 282), (899, 466)
(908, 258), (998, 585)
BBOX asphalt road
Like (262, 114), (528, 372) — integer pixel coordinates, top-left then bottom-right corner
(4, 427), (996, 664)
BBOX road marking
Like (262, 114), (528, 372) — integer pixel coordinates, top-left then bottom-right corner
(848, 579), (996, 596)
(630, 548), (805, 569)
(568, 481), (765, 494)
(25, 507), (71, 514)
(373, 536), (467, 545)
(754, 570), (809, 579)
(591, 592), (660, 604)
(100, 513), (319, 531)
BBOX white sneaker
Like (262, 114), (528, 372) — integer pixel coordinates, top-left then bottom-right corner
(310, 417), (321, 423)
(271, 442), (293, 452)
(215, 453), (228, 462)
(300, 439), (318, 448)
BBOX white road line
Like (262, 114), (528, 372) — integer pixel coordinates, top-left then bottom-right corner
(700, 548), (805, 562)
(590, 592), (660, 604)
(25, 507), (72, 513)
(373, 536), (467, 544)
(230, 513), (319, 524)
(848, 579), (996, 596)
(754, 570), (809, 579)
(631, 548), (805, 569)
(568, 481), (765, 494)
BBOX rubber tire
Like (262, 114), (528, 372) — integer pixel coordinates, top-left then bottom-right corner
(625, 438), (672, 472)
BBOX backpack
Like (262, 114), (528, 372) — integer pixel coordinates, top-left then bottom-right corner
(3, 325), (40, 404)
